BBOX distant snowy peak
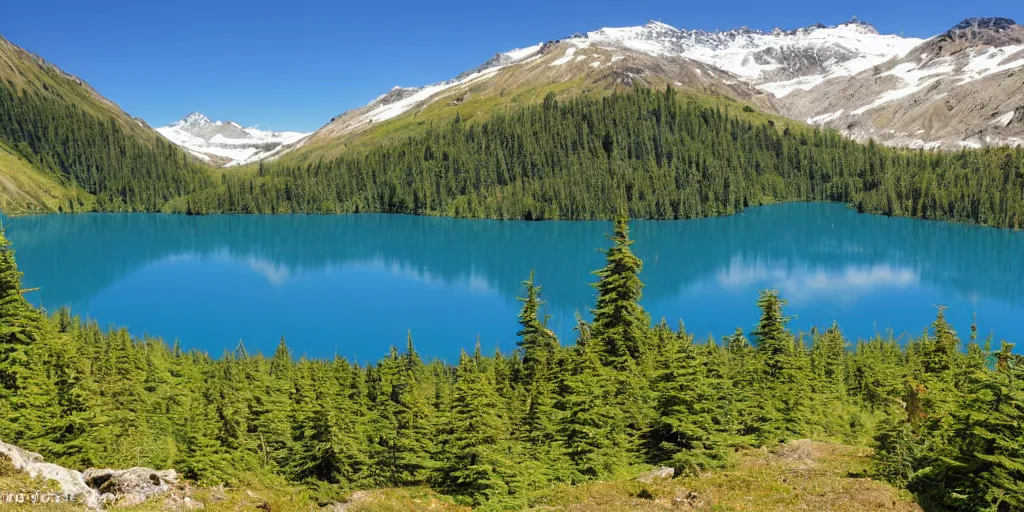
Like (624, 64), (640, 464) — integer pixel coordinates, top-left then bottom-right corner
(577, 18), (922, 97)
(157, 112), (310, 167)
(176, 111), (212, 128)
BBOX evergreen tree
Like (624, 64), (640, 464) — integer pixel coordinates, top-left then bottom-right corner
(516, 271), (558, 384)
(751, 290), (808, 444)
(0, 230), (47, 442)
(439, 350), (515, 506)
(371, 347), (437, 487)
(647, 328), (728, 474)
(290, 364), (369, 487)
(556, 344), (631, 482)
(590, 214), (650, 368)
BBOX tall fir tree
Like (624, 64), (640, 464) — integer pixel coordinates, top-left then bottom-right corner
(590, 214), (650, 368)
(439, 350), (516, 506)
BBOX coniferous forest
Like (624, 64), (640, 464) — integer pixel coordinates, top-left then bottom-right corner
(0, 216), (1020, 511)
(0, 81), (212, 211)
(3, 81), (1024, 229)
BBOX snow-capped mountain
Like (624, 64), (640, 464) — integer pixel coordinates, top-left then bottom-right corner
(782, 17), (1024, 148)
(579, 18), (923, 97)
(312, 34), (787, 142)
(310, 17), (932, 148)
(156, 112), (309, 167)
(304, 15), (1024, 158)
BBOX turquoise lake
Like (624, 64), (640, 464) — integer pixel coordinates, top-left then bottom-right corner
(4, 203), (1023, 361)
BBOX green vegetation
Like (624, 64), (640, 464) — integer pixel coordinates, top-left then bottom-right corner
(0, 215), (1020, 511)
(175, 87), (1024, 229)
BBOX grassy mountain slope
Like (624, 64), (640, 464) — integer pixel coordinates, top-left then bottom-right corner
(0, 35), (211, 214)
(0, 36), (157, 141)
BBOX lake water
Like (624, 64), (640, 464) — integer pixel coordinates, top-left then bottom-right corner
(5, 203), (1024, 361)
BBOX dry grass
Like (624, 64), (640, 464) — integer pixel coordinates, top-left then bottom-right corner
(341, 487), (470, 512)
(527, 441), (921, 512)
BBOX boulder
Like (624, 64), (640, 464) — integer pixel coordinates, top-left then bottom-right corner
(635, 466), (675, 483)
(0, 439), (101, 509)
(84, 467), (178, 507)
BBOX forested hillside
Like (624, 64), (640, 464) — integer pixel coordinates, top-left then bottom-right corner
(0, 219), (1020, 511)
(177, 88), (1024, 229)
(0, 36), (212, 213)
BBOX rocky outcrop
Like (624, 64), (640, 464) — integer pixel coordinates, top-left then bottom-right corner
(0, 438), (178, 510)
(937, 18), (1024, 51)
(0, 439), (100, 509)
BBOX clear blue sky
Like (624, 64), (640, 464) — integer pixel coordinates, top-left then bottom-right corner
(1, 0), (1019, 132)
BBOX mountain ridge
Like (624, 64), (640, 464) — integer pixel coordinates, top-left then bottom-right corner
(277, 15), (936, 163)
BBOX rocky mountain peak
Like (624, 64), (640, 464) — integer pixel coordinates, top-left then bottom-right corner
(933, 17), (1024, 51)
(178, 111), (212, 128)
(643, 20), (676, 31)
(838, 16), (880, 34)
(951, 17), (1017, 32)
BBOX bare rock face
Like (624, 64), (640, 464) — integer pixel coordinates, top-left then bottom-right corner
(0, 439), (101, 509)
(84, 467), (178, 507)
(636, 466), (675, 483)
(1013, 106), (1024, 125)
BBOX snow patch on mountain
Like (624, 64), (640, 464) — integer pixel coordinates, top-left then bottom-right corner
(958, 45), (1024, 83)
(157, 112), (308, 167)
(808, 110), (844, 124)
(550, 47), (577, 66)
(503, 43), (544, 62)
(993, 111), (1016, 126)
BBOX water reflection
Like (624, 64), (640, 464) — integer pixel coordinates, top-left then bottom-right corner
(4, 203), (1023, 359)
